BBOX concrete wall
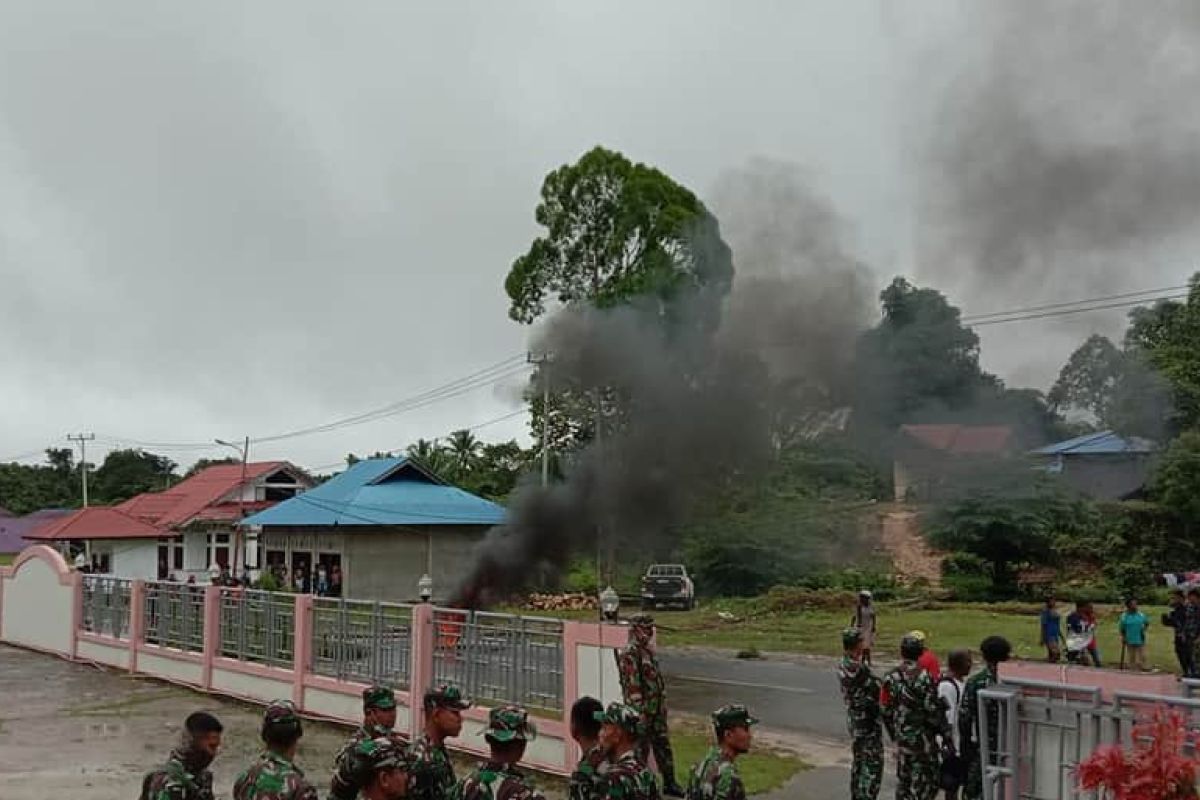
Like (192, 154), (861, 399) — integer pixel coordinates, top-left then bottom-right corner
(0, 545), (619, 777)
(338, 527), (487, 603)
(110, 540), (159, 581)
(1058, 454), (1155, 501)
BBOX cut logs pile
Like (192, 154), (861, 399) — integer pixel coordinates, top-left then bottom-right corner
(524, 592), (598, 611)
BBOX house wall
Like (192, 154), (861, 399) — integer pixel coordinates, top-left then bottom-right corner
(110, 540), (158, 581)
(1059, 454), (1155, 501)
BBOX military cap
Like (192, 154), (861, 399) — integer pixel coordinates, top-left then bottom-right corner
(263, 699), (302, 729)
(355, 736), (412, 773)
(842, 627), (863, 649)
(712, 704), (759, 731)
(594, 702), (644, 736)
(483, 704), (538, 743)
(629, 613), (655, 628)
(425, 683), (471, 710)
(363, 685), (397, 710)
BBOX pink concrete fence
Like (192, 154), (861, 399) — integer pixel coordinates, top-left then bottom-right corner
(0, 545), (627, 775)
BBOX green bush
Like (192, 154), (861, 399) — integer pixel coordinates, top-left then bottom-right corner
(942, 573), (1001, 602)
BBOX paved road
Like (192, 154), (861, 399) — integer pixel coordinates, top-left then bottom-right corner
(660, 648), (849, 740)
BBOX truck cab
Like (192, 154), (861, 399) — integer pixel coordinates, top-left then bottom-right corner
(640, 563), (695, 610)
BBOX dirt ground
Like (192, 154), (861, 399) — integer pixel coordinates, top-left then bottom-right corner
(0, 643), (571, 799)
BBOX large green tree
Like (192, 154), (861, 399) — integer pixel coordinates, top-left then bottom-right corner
(92, 449), (178, 503)
(1125, 276), (1200, 433)
(1049, 333), (1173, 439)
(1153, 431), (1200, 532)
(506, 146), (733, 453)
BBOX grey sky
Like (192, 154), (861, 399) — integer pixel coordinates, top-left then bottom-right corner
(0, 1), (1193, 472)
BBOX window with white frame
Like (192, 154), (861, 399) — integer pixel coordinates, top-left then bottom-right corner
(157, 537), (184, 579)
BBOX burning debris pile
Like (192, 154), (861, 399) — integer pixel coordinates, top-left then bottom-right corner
(523, 592), (598, 612)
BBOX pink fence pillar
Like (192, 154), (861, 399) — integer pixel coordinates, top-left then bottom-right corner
(129, 580), (146, 673)
(409, 603), (435, 736)
(293, 594), (313, 707)
(201, 585), (221, 690)
(69, 570), (83, 660)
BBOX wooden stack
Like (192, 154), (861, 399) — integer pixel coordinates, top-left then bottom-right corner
(524, 592), (598, 611)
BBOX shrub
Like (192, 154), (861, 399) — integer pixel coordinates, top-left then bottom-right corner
(1077, 708), (1199, 800)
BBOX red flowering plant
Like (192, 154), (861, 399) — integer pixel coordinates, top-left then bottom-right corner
(1077, 708), (1200, 800)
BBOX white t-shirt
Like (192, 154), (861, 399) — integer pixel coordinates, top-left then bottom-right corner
(938, 677), (965, 749)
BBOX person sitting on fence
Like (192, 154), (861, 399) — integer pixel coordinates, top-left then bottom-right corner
(354, 736), (416, 800)
(452, 704), (546, 800)
(408, 684), (471, 800)
(568, 696), (607, 800)
(330, 685), (407, 800)
(233, 700), (318, 800)
(140, 710), (224, 800)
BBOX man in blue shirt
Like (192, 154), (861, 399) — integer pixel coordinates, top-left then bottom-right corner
(1119, 598), (1149, 671)
(1038, 597), (1063, 663)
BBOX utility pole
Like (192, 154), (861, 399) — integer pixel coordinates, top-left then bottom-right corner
(216, 437), (250, 577)
(67, 433), (95, 507)
(527, 352), (553, 487)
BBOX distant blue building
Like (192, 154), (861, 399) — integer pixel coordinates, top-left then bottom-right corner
(243, 457), (505, 603)
(1031, 431), (1158, 501)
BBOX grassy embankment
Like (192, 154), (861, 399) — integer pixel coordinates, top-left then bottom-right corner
(522, 596), (1181, 671)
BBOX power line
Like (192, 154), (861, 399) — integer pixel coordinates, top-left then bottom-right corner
(960, 284), (1189, 322)
(967, 293), (1189, 327)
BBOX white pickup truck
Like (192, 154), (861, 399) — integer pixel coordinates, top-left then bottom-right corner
(640, 564), (695, 610)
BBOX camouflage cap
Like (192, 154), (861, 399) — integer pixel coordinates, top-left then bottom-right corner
(842, 627), (863, 649)
(355, 736), (412, 773)
(629, 613), (655, 628)
(425, 683), (471, 711)
(712, 704), (759, 731)
(262, 700), (302, 730)
(363, 685), (397, 710)
(483, 704), (538, 743)
(594, 702), (644, 736)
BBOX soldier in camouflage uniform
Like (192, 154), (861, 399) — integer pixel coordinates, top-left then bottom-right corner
(407, 683), (471, 800)
(330, 685), (408, 800)
(838, 627), (883, 800)
(234, 700), (319, 800)
(352, 736), (416, 800)
(452, 704), (546, 800)
(596, 702), (661, 800)
(140, 711), (224, 800)
(616, 615), (683, 797)
(569, 696), (607, 800)
(880, 633), (953, 800)
(685, 704), (756, 800)
(959, 636), (1011, 800)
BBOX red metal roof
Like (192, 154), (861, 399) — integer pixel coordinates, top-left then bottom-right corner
(116, 461), (290, 529)
(25, 507), (165, 541)
(900, 424), (1014, 455)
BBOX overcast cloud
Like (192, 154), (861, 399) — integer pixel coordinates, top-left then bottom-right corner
(0, 1), (1194, 472)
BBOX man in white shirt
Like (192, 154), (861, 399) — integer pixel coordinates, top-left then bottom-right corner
(938, 649), (972, 799)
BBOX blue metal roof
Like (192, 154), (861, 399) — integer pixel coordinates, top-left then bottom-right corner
(242, 457), (505, 528)
(1031, 430), (1158, 456)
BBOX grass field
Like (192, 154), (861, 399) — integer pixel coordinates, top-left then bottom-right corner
(0, 554), (12, 566)
(518, 598), (1184, 672)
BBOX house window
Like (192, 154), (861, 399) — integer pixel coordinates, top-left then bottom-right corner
(157, 537), (184, 579)
(206, 532), (231, 569)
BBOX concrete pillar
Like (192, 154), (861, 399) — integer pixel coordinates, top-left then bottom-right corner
(129, 580), (146, 673)
(409, 603), (435, 737)
(201, 585), (220, 690)
(293, 593), (313, 707)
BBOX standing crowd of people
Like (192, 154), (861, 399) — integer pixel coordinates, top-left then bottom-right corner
(138, 614), (759, 800)
(842, 589), (1012, 800)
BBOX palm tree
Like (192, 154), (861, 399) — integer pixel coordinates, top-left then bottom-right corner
(447, 429), (483, 478)
(406, 439), (452, 477)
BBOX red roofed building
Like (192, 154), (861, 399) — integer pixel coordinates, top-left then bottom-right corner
(26, 462), (312, 581)
(894, 424), (1016, 501)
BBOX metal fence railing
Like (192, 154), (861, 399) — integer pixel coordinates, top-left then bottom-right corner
(142, 581), (205, 653)
(81, 576), (132, 639)
(310, 598), (414, 688)
(432, 607), (564, 711)
(218, 588), (294, 667)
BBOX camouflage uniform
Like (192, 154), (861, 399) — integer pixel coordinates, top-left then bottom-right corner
(958, 666), (999, 800)
(616, 615), (679, 792)
(329, 686), (408, 800)
(234, 701), (319, 800)
(596, 703), (661, 800)
(838, 629), (883, 800)
(408, 684), (471, 800)
(569, 744), (608, 800)
(452, 705), (546, 800)
(685, 705), (757, 800)
(881, 660), (950, 800)
(140, 749), (215, 800)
